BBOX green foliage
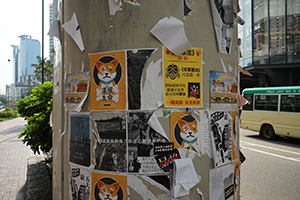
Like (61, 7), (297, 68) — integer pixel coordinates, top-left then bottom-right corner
(31, 56), (53, 82)
(15, 81), (53, 154)
(0, 107), (19, 119)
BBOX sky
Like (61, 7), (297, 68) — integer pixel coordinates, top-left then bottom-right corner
(0, 0), (52, 95)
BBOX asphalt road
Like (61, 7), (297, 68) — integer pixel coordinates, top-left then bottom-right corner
(240, 128), (300, 200)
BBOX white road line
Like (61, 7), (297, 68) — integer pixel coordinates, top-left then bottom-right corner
(240, 141), (300, 156)
(241, 146), (300, 163)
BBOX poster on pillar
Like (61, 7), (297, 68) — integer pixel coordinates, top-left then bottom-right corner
(69, 163), (91, 200)
(163, 47), (203, 108)
(170, 111), (200, 155)
(210, 71), (238, 111)
(91, 112), (127, 172)
(89, 49), (156, 110)
(89, 50), (127, 110)
(127, 111), (166, 173)
(210, 0), (234, 54)
(69, 113), (91, 167)
(65, 71), (90, 111)
(91, 172), (127, 200)
(210, 111), (233, 167)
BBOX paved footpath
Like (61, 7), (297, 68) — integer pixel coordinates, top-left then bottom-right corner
(0, 118), (34, 200)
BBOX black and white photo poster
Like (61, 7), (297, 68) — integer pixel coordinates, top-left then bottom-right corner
(69, 163), (91, 200)
(70, 113), (91, 167)
(127, 112), (166, 173)
(210, 0), (234, 54)
(210, 111), (232, 167)
(92, 112), (127, 172)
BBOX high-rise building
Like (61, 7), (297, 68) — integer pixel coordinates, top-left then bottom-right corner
(239, 0), (300, 90)
(18, 35), (41, 83)
(49, 3), (53, 58)
(11, 45), (19, 84)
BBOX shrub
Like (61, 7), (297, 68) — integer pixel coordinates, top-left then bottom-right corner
(0, 107), (19, 119)
(15, 81), (53, 154)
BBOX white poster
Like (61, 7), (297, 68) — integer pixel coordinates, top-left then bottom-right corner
(69, 163), (91, 200)
(209, 164), (234, 200)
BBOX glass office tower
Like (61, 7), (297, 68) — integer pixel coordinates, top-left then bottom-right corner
(239, 0), (300, 90)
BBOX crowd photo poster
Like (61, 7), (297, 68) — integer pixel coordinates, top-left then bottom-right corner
(163, 47), (203, 108)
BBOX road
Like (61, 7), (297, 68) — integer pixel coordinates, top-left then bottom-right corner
(240, 128), (300, 200)
(0, 118), (34, 200)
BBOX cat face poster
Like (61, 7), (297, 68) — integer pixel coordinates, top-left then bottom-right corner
(170, 112), (200, 155)
(91, 172), (127, 200)
(89, 50), (127, 110)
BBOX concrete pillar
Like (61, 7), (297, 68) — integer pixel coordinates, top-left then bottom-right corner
(52, 0), (240, 199)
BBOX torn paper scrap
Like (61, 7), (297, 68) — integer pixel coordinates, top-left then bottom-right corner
(239, 94), (249, 107)
(172, 158), (199, 198)
(108, 0), (122, 15)
(61, 13), (85, 51)
(239, 65), (252, 76)
(124, 0), (140, 6)
(141, 59), (163, 110)
(150, 17), (192, 56)
(48, 19), (61, 42)
(147, 112), (169, 141)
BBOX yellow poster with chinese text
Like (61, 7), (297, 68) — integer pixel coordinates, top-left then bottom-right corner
(89, 51), (127, 110)
(91, 172), (127, 200)
(163, 47), (203, 108)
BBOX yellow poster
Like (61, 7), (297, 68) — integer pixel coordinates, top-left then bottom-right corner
(170, 112), (200, 154)
(163, 47), (203, 108)
(91, 172), (127, 200)
(89, 51), (127, 110)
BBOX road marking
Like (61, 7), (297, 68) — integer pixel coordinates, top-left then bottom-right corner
(241, 141), (300, 156)
(241, 146), (300, 163)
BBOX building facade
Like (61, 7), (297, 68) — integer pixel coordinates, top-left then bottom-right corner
(18, 35), (41, 83)
(11, 45), (19, 84)
(239, 0), (300, 90)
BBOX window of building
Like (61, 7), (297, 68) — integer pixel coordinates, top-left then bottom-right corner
(254, 95), (278, 111)
(253, 0), (269, 65)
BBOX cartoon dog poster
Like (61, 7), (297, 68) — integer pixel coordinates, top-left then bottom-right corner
(170, 112), (200, 155)
(91, 172), (127, 200)
(89, 51), (127, 110)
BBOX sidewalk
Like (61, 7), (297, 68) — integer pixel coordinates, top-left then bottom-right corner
(0, 118), (34, 200)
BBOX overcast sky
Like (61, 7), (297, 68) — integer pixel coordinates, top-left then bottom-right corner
(0, 0), (52, 94)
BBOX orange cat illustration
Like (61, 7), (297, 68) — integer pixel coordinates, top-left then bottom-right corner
(96, 59), (118, 88)
(97, 180), (120, 200)
(178, 118), (199, 152)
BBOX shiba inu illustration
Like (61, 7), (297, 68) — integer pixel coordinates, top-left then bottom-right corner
(176, 116), (199, 153)
(97, 180), (120, 200)
(96, 59), (119, 88)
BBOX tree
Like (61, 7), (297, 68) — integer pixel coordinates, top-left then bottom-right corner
(15, 81), (53, 154)
(31, 56), (53, 82)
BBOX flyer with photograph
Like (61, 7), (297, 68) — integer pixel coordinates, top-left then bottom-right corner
(69, 113), (91, 167)
(210, 71), (238, 111)
(92, 112), (127, 172)
(127, 112), (166, 173)
(65, 71), (90, 111)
